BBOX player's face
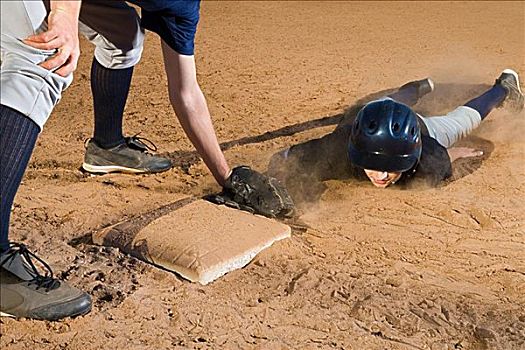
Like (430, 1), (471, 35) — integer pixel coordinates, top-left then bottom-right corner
(364, 169), (402, 188)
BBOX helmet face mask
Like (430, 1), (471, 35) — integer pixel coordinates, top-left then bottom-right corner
(348, 99), (422, 174)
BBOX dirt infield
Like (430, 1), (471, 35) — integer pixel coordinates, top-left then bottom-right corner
(1, 2), (524, 349)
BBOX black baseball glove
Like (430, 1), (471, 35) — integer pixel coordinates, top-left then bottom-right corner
(205, 166), (295, 218)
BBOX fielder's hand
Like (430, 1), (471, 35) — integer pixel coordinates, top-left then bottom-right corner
(24, 2), (81, 77)
(206, 166), (295, 219)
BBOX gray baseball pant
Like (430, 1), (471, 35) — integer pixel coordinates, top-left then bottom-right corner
(380, 96), (483, 148)
(419, 106), (482, 148)
(1, 0), (144, 131)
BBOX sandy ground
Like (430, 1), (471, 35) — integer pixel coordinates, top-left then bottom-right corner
(1, 1), (525, 349)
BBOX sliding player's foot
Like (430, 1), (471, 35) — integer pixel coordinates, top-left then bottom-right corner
(496, 69), (524, 113)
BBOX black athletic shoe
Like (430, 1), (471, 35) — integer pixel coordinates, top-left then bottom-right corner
(416, 77), (435, 97)
(82, 136), (173, 174)
(398, 77), (435, 101)
(496, 69), (524, 113)
(0, 243), (92, 321)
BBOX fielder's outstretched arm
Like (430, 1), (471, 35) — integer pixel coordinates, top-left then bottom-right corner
(161, 41), (231, 186)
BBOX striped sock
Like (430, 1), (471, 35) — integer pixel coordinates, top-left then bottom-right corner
(91, 58), (134, 149)
(0, 105), (40, 253)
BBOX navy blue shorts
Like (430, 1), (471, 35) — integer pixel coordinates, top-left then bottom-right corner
(128, 0), (201, 55)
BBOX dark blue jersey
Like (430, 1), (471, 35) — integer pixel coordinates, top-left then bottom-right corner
(128, 0), (201, 55)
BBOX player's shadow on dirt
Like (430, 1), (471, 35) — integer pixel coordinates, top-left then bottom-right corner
(165, 83), (494, 200)
(164, 86), (396, 170)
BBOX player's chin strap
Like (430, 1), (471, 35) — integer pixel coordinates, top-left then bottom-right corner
(400, 160), (419, 181)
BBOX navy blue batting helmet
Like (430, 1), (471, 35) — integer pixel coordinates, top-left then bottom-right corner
(348, 99), (422, 173)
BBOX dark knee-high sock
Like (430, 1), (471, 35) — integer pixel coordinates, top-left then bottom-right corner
(389, 79), (434, 106)
(388, 84), (419, 106)
(464, 84), (507, 120)
(0, 105), (40, 253)
(91, 58), (134, 149)
(388, 79), (431, 106)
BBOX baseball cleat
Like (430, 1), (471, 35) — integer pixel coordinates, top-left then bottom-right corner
(425, 77), (435, 93)
(0, 243), (92, 321)
(82, 136), (173, 174)
(496, 69), (524, 113)
(417, 77), (435, 96)
(399, 77), (435, 99)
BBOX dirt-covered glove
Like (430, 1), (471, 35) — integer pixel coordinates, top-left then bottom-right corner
(205, 166), (295, 218)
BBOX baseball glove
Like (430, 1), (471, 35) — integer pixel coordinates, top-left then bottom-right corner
(205, 166), (295, 218)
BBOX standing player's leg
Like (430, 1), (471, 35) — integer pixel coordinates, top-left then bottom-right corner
(421, 69), (524, 148)
(1, 0), (72, 250)
(0, 107), (39, 254)
(90, 57), (133, 149)
(1, 0), (91, 320)
(76, 1), (172, 174)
